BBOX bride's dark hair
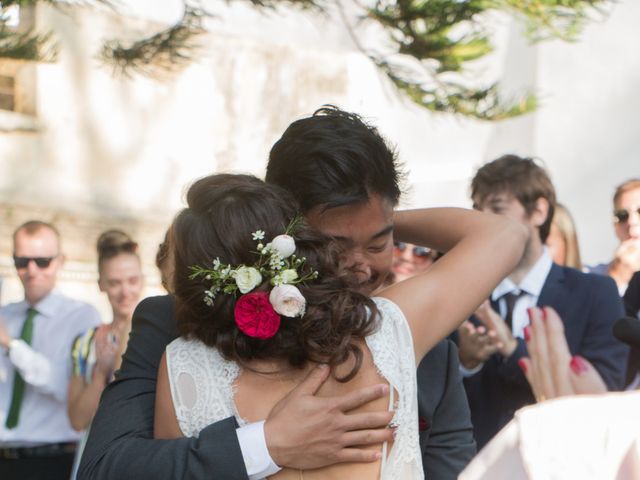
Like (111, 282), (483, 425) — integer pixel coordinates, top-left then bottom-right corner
(172, 173), (379, 381)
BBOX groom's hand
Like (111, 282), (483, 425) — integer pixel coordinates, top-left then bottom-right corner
(264, 364), (394, 470)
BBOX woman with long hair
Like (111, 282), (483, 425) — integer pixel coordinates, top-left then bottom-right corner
(546, 203), (582, 270)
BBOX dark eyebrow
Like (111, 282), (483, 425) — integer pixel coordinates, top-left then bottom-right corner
(372, 224), (394, 240)
(333, 224), (394, 244)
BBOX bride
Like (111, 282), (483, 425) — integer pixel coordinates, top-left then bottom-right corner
(154, 173), (526, 479)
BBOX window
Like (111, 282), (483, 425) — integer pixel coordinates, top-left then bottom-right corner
(0, 75), (15, 111)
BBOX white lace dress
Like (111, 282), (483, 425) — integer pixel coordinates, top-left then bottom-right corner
(165, 297), (424, 479)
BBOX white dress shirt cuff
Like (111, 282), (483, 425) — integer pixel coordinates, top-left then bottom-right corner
(8, 339), (52, 387)
(459, 362), (484, 377)
(236, 420), (282, 480)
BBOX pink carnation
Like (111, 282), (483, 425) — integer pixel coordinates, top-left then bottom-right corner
(234, 291), (281, 339)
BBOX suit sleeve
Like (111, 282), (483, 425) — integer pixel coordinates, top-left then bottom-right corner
(624, 272), (640, 317)
(580, 276), (628, 390)
(494, 338), (531, 389)
(77, 295), (249, 480)
(422, 340), (476, 479)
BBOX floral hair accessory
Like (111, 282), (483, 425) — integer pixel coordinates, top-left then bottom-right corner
(189, 220), (319, 339)
(234, 291), (280, 339)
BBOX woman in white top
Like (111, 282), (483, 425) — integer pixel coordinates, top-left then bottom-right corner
(154, 173), (526, 479)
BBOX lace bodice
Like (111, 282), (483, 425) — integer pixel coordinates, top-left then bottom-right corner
(165, 297), (424, 479)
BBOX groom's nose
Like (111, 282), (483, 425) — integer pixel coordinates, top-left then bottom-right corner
(351, 253), (372, 284)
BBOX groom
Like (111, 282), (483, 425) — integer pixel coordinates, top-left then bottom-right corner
(79, 107), (475, 479)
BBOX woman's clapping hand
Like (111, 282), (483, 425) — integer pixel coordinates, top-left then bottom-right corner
(518, 306), (607, 402)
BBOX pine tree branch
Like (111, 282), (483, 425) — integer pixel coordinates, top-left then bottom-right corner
(99, 5), (209, 79)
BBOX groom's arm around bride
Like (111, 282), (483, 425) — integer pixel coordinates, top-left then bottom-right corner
(77, 294), (394, 479)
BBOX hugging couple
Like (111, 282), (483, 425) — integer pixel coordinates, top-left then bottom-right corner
(79, 107), (525, 480)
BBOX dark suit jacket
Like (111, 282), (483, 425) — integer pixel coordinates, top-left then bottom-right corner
(462, 264), (628, 449)
(79, 295), (476, 479)
(623, 271), (640, 384)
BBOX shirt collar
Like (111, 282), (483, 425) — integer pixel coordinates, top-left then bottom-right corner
(29, 291), (61, 318)
(492, 248), (553, 300)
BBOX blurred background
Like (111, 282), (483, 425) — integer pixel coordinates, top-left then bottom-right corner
(0, 0), (638, 321)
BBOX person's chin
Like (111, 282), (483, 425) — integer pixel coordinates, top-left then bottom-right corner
(393, 269), (413, 281)
(116, 303), (135, 316)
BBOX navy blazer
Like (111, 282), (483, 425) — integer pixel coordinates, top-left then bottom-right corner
(463, 264), (628, 448)
(623, 271), (640, 385)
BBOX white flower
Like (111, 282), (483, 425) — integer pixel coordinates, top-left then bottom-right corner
(213, 258), (221, 270)
(271, 234), (296, 258)
(220, 266), (231, 278)
(234, 266), (262, 294)
(280, 269), (298, 284)
(252, 230), (265, 241)
(269, 284), (306, 317)
(203, 295), (214, 306)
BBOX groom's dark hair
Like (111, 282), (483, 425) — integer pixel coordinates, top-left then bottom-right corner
(266, 105), (404, 212)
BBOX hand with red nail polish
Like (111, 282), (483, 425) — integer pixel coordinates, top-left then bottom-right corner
(520, 307), (606, 402)
(568, 355), (607, 395)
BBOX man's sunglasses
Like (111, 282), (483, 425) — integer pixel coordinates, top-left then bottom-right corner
(614, 207), (640, 224)
(394, 242), (431, 259)
(13, 256), (56, 269)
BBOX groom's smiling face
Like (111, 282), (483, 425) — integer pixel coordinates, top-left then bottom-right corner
(306, 194), (394, 295)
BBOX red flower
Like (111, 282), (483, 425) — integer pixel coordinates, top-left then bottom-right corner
(234, 291), (281, 339)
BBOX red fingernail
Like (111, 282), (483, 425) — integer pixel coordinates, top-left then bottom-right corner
(527, 308), (534, 323)
(570, 356), (588, 374)
(541, 307), (548, 322)
(518, 358), (528, 374)
(524, 326), (531, 342)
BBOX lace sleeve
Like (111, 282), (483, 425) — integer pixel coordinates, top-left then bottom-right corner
(165, 337), (241, 437)
(367, 297), (424, 479)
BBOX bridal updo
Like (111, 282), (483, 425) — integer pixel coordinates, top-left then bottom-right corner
(172, 173), (379, 380)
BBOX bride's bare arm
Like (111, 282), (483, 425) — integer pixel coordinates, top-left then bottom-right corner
(380, 207), (527, 362)
(154, 353), (183, 439)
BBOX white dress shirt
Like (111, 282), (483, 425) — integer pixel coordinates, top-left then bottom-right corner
(0, 291), (101, 446)
(237, 421), (281, 479)
(491, 249), (553, 339)
(462, 249), (553, 376)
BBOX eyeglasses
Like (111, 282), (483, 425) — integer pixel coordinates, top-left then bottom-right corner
(394, 242), (431, 259)
(13, 256), (56, 269)
(613, 207), (640, 224)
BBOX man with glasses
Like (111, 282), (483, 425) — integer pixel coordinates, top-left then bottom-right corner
(0, 220), (100, 480)
(588, 178), (640, 295)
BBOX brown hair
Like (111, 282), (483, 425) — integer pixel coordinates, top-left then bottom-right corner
(96, 229), (139, 276)
(613, 178), (640, 208)
(551, 203), (582, 270)
(172, 174), (378, 381)
(471, 154), (556, 243)
(155, 228), (173, 292)
(13, 220), (61, 250)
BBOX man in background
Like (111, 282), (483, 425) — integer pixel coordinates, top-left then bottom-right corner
(588, 178), (640, 295)
(0, 221), (100, 480)
(457, 155), (627, 448)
